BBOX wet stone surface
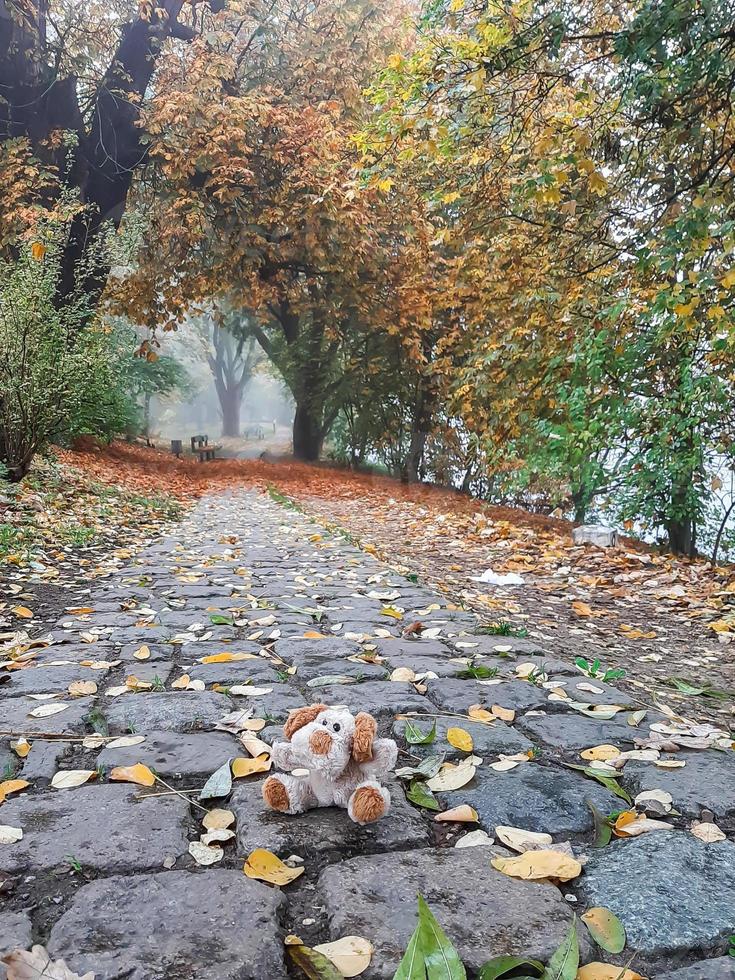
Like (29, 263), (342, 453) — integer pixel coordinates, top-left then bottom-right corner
(1, 487), (732, 977)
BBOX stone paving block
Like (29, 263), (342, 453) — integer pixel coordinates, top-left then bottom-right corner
(0, 911), (33, 960)
(577, 834), (735, 959)
(232, 776), (429, 860)
(97, 730), (241, 779)
(1, 696), (94, 735)
(516, 711), (642, 750)
(186, 660), (279, 685)
(393, 716), (533, 760)
(292, 656), (388, 683)
(103, 691), (230, 733)
(119, 641), (175, 662)
(622, 751), (735, 823)
(307, 680), (431, 719)
(47, 870), (286, 979)
(426, 677), (548, 713)
(657, 959), (735, 979)
(437, 761), (622, 834)
(274, 636), (362, 664)
(0, 663), (109, 698)
(318, 846), (591, 978)
(0, 785), (189, 873)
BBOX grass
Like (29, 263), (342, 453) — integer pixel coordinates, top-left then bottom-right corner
(474, 621), (529, 638)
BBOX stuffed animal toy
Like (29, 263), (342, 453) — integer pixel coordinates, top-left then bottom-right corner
(262, 703), (398, 825)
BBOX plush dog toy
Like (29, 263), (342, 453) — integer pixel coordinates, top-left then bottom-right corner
(262, 703), (398, 825)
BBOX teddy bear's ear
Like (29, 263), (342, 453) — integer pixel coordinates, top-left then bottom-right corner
(352, 711), (377, 763)
(283, 703), (327, 740)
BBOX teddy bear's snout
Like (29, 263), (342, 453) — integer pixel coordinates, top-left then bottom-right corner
(308, 729), (333, 755)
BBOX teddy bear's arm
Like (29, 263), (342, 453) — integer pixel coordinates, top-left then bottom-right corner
(358, 737), (398, 778)
(270, 740), (302, 772)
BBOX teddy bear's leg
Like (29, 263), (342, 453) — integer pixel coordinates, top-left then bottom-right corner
(262, 774), (317, 815)
(347, 780), (391, 825)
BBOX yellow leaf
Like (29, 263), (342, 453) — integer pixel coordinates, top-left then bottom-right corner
(580, 744), (620, 762)
(243, 848), (304, 886)
(68, 680), (98, 697)
(109, 763), (156, 787)
(12, 606), (33, 619)
(572, 600), (593, 617)
(490, 704), (515, 722)
(721, 268), (735, 289)
(0, 779), (30, 803)
(133, 645), (151, 661)
(31, 241), (46, 260)
(302, 631), (325, 639)
(491, 849), (582, 882)
(577, 966), (643, 980)
(68, 607), (95, 615)
(588, 171), (608, 194)
(171, 674), (191, 688)
(312, 936), (374, 978)
(467, 705), (494, 723)
(202, 808), (235, 831)
(380, 606), (403, 620)
(434, 805), (478, 823)
(446, 727), (473, 752)
(11, 738), (31, 759)
(231, 754), (271, 778)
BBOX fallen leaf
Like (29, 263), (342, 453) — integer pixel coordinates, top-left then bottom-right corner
(390, 667), (416, 682)
(28, 703), (68, 718)
(0, 945), (94, 980)
(576, 965), (643, 980)
(200, 652), (258, 663)
(490, 704), (515, 722)
(229, 685), (273, 696)
(67, 680), (97, 697)
(312, 936), (374, 977)
(690, 820), (726, 843)
(426, 757), (477, 792)
(403, 720), (436, 744)
(51, 770), (95, 789)
(614, 813), (674, 837)
(406, 778), (440, 811)
(580, 745), (620, 762)
(171, 674), (191, 689)
(455, 829), (494, 848)
(10, 739), (31, 759)
(286, 943), (343, 979)
(581, 907), (626, 954)
(491, 849), (582, 882)
(109, 763), (156, 787)
(572, 600), (593, 617)
(0, 825), (23, 844)
(231, 754), (271, 778)
(202, 808), (235, 830)
(11, 606), (33, 619)
(495, 825), (553, 853)
(634, 789), (673, 813)
(189, 840), (224, 866)
(199, 760), (234, 800)
(105, 735), (145, 748)
(0, 779), (30, 803)
(243, 847), (304, 885)
(434, 805), (478, 823)
(240, 735), (271, 758)
(201, 828), (235, 845)
(133, 645), (151, 661)
(446, 727), (473, 752)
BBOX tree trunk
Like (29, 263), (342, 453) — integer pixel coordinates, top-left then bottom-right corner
(293, 402), (323, 461)
(220, 387), (242, 438)
(666, 517), (696, 558)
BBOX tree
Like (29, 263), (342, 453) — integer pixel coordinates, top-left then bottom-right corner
(206, 315), (262, 438)
(0, 0), (225, 308)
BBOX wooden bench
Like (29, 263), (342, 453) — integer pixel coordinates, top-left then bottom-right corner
(190, 434), (219, 462)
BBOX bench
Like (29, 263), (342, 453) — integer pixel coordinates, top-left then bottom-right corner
(190, 434), (220, 462)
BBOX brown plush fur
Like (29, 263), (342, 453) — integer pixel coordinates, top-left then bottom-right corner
(283, 702), (327, 740)
(262, 775), (290, 812)
(350, 784), (387, 823)
(351, 711), (377, 763)
(309, 729), (332, 755)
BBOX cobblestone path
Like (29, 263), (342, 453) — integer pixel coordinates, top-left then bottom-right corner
(1, 490), (734, 979)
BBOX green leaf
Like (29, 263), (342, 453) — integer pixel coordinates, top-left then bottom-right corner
(393, 920), (425, 980)
(209, 613), (234, 625)
(405, 720), (437, 744)
(416, 895), (467, 980)
(406, 778), (440, 811)
(457, 664), (499, 679)
(306, 674), (357, 687)
(198, 759), (233, 800)
(564, 764), (632, 804)
(478, 955), (544, 979)
(581, 907), (626, 954)
(396, 755), (444, 782)
(287, 943), (344, 979)
(542, 920), (578, 980)
(587, 801), (612, 848)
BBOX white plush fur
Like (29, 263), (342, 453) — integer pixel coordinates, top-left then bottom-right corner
(264, 706), (398, 825)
